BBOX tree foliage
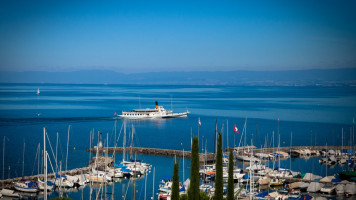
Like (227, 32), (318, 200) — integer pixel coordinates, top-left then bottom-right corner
(49, 197), (72, 200)
(227, 149), (234, 200)
(180, 194), (188, 200)
(200, 191), (211, 200)
(172, 161), (180, 200)
(188, 136), (200, 200)
(214, 131), (223, 200)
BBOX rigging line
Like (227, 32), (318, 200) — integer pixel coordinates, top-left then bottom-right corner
(123, 178), (131, 200)
(237, 119), (247, 152)
(66, 125), (71, 171)
(111, 122), (124, 159)
(58, 135), (64, 166)
(110, 120), (116, 147)
(31, 143), (40, 176)
(47, 151), (55, 174)
(46, 131), (59, 171)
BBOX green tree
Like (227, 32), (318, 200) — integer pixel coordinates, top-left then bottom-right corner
(188, 136), (200, 200)
(172, 161), (180, 200)
(227, 149), (234, 200)
(180, 194), (188, 200)
(200, 191), (211, 200)
(214, 131), (223, 200)
(49, 197), (72, 200)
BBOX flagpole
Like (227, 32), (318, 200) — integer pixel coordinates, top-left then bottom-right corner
(198, 124), (199, 143)
(227, 119), (229, 150)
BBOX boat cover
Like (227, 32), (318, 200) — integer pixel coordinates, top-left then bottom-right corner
(331, 178), (342, 182)
(345, 183), (356, 194)
(307, 182), (324, 192)
(303, 173), (322, 181)
(300, 194), (313, 200)
(55, 173), (67, 178)
(256, 191), (268, 197)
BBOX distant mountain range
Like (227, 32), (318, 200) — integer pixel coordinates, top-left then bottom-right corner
(0, 68), (355, 86)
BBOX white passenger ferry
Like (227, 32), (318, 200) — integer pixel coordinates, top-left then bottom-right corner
(118, 101), (189, 119)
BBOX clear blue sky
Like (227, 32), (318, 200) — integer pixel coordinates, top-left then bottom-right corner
(0, 0), (355, 73)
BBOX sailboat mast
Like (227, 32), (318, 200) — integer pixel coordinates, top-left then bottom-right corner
(131, 124), (134, 160)
(66, 125), (71, 171)
(38, 143), (40, 175)
(2, 136), (5, 188)
(227, 119), (229, 149)
(342, 128), (344, 155)
(144, 170), (148, 200)
(89, 130), (92, 165)
(22, 140), (25, 177)
(278, 133), (280, 170)
(152, 167), (155, 200)
(123, 120), (126, 162)
(56, 132), (58, 172)
(43, 127), (47, 199)
(353, 118), (355, 152)
(290, 132), (292, 171)
(183, 148), (185, 182)
(114, 120), (117, 163)
(272, 130), (275, 170)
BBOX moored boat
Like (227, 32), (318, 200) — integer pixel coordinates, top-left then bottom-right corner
(13, 181), (38, 193)
(0, 188), (21, 197)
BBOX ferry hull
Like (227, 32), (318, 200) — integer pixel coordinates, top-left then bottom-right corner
(118, 112), (189, 119)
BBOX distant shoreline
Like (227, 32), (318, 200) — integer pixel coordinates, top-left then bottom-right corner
(0, 68), (355, 86)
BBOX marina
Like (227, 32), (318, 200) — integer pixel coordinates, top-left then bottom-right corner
(0, 142), (355, 198)
(0, 84), (355, 200)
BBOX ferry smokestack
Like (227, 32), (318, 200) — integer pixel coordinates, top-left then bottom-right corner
(155, 101), (158, 109)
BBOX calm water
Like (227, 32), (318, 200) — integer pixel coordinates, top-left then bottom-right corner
(0, 83), (355, 199)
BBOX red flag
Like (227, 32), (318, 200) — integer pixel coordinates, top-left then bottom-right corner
(114, 112), (117, 115)
(234, 124), (239, 133)
(198, 117), (201, 126)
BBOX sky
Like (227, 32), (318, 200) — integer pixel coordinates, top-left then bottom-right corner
(0, 0), (355, 73)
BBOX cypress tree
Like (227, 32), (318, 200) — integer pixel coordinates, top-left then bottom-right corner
(172, 161), (180, 200)
(214, 131), (223, 200)
(227, 149), (234, 200)
(188, 137), (199, 200)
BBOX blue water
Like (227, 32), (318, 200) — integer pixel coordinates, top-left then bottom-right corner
(0, 83), (355, 199)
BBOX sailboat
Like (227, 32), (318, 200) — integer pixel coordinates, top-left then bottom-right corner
(13, 180), (39, 193)
(120, 122), (151, 176)
(0, 137), (21, 198)
(37, 88), (40, 95)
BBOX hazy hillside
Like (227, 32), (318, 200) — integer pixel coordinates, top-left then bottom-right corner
(0, 68), (355, 86)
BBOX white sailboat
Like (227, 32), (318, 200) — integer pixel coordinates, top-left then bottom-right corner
(1, 137), (21, 198)
(120, 122), (151, 176)
(37, 88), (40, 95)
